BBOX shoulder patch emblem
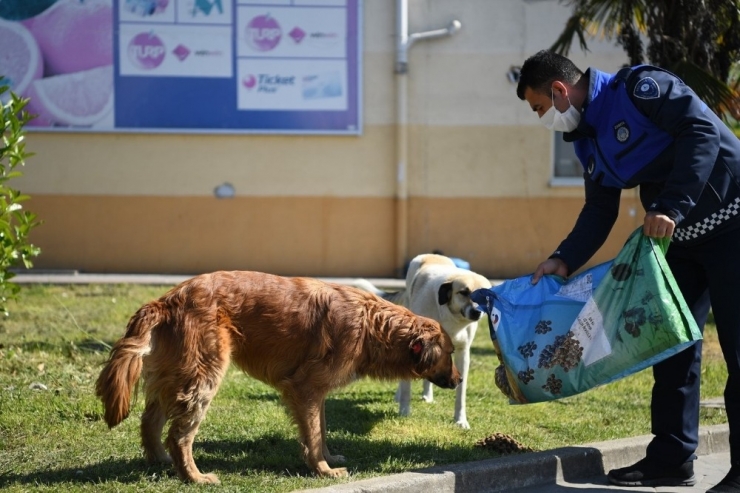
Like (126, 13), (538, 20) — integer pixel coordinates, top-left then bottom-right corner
(634, 77), (660, 99)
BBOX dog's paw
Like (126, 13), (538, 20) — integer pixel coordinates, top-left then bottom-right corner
(192, 473), (221, 484)
(319, 466), (348, 478)
(328, 467), (348, 478)
(398, 405), (411, 416)
(455, 418), (470, 429)
(146, 453), (173, 465)
(421, 394), (434, 403)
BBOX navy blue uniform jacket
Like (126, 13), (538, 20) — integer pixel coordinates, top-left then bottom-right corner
(552, 66), (740, 273)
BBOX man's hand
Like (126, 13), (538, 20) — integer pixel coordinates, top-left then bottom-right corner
(643, 211), (675, 238)
(531, 258), (568, 285)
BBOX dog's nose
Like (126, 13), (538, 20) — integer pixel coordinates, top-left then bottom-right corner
(463, 305), (482, 321)
(430, 374), (461, 389)
(445, 376), (462, 389)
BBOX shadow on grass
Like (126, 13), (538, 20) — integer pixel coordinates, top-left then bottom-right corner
(0, 442), (617, 492)
(470, 345), (496, 357)
(77, 339), (113, 352)
(234, 390), (395, 436)
(325, 396), (392, 435)
(4, 339), (113, 353)
(4, 341), (59, 352)
(0, 457), (177, 487)
(0, 394), (454, 488)
(229, 394), (395, 435)
(0, 433), (480, 488)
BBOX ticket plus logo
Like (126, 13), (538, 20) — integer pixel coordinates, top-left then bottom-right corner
(242, 73), (295, 93)
(128, 32), (166, 69)
(246, 14), (281, 51)
(242, 75), (257, 89)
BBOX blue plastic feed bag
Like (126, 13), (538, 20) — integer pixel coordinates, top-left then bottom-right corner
(471, 228), (702, 404)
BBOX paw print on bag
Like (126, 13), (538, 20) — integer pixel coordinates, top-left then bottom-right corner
(537, 331), (583, 371)
(553, 331), (584, 372)
(623, 307), (647, 338)
(610, 263), (633, 281)
(542, 374), (563, 394)
(517, 368), (534, 384)
(518, 341), (537, 358)
(534, 320), (553, 334)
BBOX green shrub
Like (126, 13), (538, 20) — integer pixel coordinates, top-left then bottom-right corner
(0, 80), (41, 315)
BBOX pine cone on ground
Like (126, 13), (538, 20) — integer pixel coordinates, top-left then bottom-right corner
(474, 432), (535, 455)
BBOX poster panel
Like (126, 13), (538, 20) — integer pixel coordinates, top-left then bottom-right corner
(0, 0), (362, 134)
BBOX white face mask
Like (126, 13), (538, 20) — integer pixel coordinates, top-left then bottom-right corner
(539, 90), (581, 132)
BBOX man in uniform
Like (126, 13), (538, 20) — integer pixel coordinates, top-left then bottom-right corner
(516, 50), (740, 493)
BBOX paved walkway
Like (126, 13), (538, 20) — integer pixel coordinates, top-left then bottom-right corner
(520, 451), (730, 493)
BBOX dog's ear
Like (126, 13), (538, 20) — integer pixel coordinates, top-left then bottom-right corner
(410, 339), (424, 361)
(437, 282), (453, 305)
(410, 336), (441, 370)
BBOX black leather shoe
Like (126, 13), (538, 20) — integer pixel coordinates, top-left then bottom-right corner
(707, 466), (740, 493)
(607, 457), (696, 487)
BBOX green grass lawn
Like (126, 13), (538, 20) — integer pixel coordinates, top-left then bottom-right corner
(0, 283), (729, 492)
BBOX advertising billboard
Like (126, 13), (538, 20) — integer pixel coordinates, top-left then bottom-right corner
(0, 0), (362, 134)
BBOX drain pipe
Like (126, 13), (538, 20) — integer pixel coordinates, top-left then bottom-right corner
(395, 0), (461, 276)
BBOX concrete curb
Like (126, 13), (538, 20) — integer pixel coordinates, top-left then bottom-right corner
(294, 424), (729, 493)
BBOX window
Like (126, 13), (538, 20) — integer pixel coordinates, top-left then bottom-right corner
(551, 133), (583, 185)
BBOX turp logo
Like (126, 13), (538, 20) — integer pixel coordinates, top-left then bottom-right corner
(128, 32), (166, 69)
(246, 14), (281, 52)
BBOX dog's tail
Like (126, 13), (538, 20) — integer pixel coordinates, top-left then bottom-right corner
(95, 301), (166, 428)
(349, 278), (407, 305)
(380, 289), (406, 305)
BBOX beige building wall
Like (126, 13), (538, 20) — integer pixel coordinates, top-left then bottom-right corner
(16, 0), (642, 278)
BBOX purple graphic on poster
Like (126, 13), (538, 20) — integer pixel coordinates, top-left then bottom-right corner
(0, 0), (114, 128)
(0, 0), (362, 134)
(127, 32), (166, 69)
(114, 0), (362, 134)
(245, 14), (281, 52)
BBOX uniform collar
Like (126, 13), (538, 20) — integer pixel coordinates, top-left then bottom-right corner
(563, 68), (610, 142)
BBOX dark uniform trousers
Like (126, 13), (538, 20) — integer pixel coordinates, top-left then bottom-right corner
(646, 225), (740, 467)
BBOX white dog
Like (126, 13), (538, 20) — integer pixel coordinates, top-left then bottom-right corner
(353, 254), (491, 428)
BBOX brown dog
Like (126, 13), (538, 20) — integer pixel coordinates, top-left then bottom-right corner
(95, 271), (461, 484)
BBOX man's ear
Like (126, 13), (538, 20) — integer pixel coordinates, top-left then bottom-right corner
(437, 282), (453, 305)
(551, 80), (571, 101)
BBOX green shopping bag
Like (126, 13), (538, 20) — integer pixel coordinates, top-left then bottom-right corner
(471, 227), (703, 403)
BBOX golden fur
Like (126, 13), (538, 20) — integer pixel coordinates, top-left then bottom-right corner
(95, 271), (461, 484)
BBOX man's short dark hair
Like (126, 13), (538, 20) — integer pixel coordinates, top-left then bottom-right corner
(516, 50), (584, 100)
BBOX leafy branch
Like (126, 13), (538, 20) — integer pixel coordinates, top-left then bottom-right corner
(0, 79), (42, 316)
